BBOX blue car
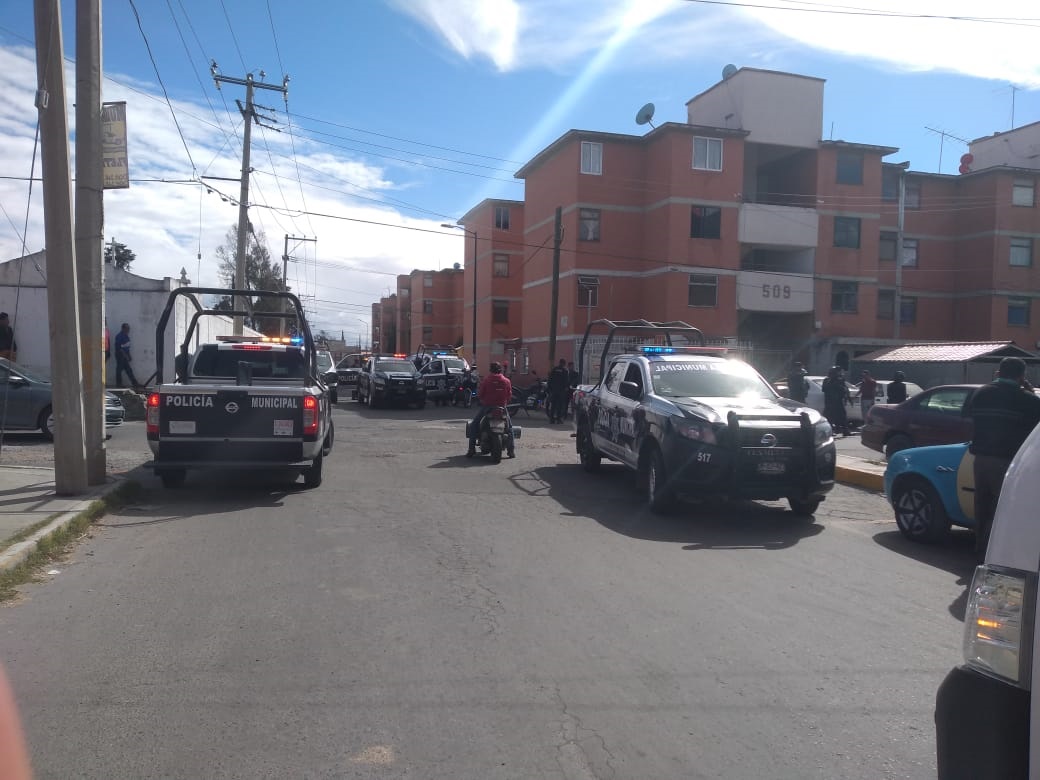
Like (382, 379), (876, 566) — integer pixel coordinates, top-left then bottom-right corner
(884, 442), (975, 543)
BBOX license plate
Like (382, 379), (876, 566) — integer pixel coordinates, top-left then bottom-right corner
(757, 461), (786, 475)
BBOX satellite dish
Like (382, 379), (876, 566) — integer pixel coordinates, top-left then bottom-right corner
(635, 102), (656, 129)
(722, 64), (738, 80)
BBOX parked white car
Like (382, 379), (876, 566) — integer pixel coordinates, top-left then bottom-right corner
(776, 375), (923, 424)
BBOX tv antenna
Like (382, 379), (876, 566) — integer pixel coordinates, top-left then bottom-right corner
(925, 126), (970, 174)
(635, 102), (656, 129)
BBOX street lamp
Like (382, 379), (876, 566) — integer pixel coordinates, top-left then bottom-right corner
(442, 223), (478, 362)
(355, 317), (369, 350)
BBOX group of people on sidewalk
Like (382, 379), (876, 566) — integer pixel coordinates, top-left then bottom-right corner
(786, 362), (910, 436)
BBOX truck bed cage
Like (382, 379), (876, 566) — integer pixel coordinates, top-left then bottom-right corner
(576, 318), (706, 385)
(154, 287), (316, 385)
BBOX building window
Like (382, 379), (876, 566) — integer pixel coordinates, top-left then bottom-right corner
(690, 205), (722, 239)
(836, 151), (863, 185)
(693, 137), (722, 171)
(494, 206), (510, 230)
(882, 169), (900, 202)
(905, 180), (921, 209)
(579, 209), (601, 241)
(900, 296), (917, 324)
(879, 231), (896, 261)
(831, 281), (858, 313)
(1011, 237), (1033, 267)
(877, 289), (894, 320)
(1009, 297), (1031, 326)
(492, 300), (509, 324)
(577, 275), (599, 308)
(688, 274), (718, 307)
(833, 217), (861, 249)
(902, 238), (919, 267)
(580, 141), (602, 175)
(423, 299), (433, 314)
(492, 253), (509, 277)
(1013, 179), (1035, 207)
(422, 326), (433, 340)
(423, 273), (433, 288)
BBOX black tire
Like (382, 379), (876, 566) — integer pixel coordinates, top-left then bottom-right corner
(646, 447), (676, 514)
(885, 433), (913, 459)
(368, 389), (380, 409)
(788, 497), (822, 516)
(158, 469), (186, 489)
(490, 434), (503, 463)
(330, 389), (338, 404)
(355, 385), (364, 403)
(577, 425), (601, 472)
(892, 477), (951, 543)
(304, 452), (324, 488)
(39, 405), (55, 440)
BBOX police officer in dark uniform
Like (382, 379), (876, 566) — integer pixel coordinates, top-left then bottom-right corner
(964, 357), (1040, 556)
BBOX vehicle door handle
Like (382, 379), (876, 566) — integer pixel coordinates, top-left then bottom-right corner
(935, 466), (955, 473)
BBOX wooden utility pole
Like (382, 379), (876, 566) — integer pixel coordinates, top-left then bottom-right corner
(34, 0), (88, 494)
(547, 207), (563, 367)
(281, 234), (315, 336)
(75, 0), (106, 484)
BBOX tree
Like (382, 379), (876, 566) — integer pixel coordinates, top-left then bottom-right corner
(213, 224), (291, 335)
(105, 241), (135, 271)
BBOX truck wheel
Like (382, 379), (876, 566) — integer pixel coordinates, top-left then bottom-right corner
(304, 452), (324, 488)
(646, 448), (676, 513)
(885, 433), (913, 459)
(39, 405), (55, 441)
(159, 469), (186, 489)
(892, 477), (950, 543)
(368, 390), (380, 409)
(788, 497), (822, 517)
(578, 426), (601, 472)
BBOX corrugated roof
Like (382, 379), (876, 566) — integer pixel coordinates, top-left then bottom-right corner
(858, 341), (1037, 363)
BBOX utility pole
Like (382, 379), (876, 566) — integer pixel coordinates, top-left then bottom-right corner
(75, 0), (106, 485)
(34, 0), (88, 493)
(211, 66), (288, 334)
(281, 234), (315, 336)
(547, 206), (563, 367)
(894, 166), (907, 340)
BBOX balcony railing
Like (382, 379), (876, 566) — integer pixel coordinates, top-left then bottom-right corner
(738, 202), (818, 249)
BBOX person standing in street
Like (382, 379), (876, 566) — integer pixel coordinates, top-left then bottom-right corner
(0, 313), (16, 362)
(964, 357), (1040, 557)
(821, 365), (851, 435)
(858, 369), (878, 419)
(564, 360), (580, 418)
(113, 322), (141, 389)
(786, 361), (809, 403)
(886, 371), (909, 404)
(546, 358), (569, 424)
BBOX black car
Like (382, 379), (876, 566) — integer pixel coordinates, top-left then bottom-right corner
(419, 356), (470, 406)
(335, 352), (371, 400)
(356, 355), (426, 409)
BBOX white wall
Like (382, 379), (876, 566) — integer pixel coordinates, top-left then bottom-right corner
(969, 122), (1040, 172)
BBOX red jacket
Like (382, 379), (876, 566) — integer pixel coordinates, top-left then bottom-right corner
(478, 372), (512, 408)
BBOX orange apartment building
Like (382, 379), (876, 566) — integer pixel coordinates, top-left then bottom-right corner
(371, 294), (397, 354)
(394, 267), (465, 357)
(375, 67), (1040, 381)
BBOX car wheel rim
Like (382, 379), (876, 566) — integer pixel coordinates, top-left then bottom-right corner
(896, 488), (931, 535)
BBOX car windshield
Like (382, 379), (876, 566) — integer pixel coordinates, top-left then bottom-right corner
(444, 358), (468, 372)
(315, 352), (333, 372)
(375, 360), (416, 373)
(192, 346), (307, 379)
(650, 360), (776, 400)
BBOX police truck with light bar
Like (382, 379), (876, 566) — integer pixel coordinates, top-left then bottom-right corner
(571, 319), (835, 515)
(144, 287), (334, 489)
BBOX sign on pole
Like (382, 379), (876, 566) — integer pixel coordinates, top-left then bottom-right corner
(101, 101), (128, 189)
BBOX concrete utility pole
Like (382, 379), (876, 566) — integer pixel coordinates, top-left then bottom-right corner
(894, 167), (906, 340)
(281, 234), (315, 336)
(75, 0), (106, 485)
(547, 206), (563, 367)
(34, 0), (88, 494)
(211, 67), (288, 334)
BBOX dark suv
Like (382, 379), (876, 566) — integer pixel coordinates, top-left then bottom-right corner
(356, 355), (426, 409)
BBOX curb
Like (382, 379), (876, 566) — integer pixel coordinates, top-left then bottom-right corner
(835, 464), (885, 492)
(0, 476), (133, 574)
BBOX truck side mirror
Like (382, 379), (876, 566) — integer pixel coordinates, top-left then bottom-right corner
(619, 380), (642, 401)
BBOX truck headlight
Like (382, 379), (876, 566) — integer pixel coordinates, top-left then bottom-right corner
(963, 565), (1033, 687)
(814, 420), (833, 445)
(374, 377), (387, 387)
(674, 419), (716, 445)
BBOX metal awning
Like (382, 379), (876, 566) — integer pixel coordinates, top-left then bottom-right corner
(856, 341), (1040, 363)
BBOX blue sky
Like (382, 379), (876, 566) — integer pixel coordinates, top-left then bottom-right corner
(0, 0), (1038, 340)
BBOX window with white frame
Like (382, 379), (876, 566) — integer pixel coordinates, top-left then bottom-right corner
(577, 275), (599, 308)
(1011, 237), (1033, 267)
(580, 141), (602, 175)
(1009, 297), (1031, 326)
(1013, 179), (1035, 207)
(901, 238), (919, 267)
(494, 206), (510, 230)
(579, 209), (601, 241)
(693, 137), (723, 171)
(688, 274), (718, 307)
(423, 273), (434, 287)
(493, 253), (509, 277)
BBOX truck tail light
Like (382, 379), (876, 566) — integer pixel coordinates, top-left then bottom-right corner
(146, 393), (160, 434)
(963, 565), (1034, 687)
(302, 395), (319, 436)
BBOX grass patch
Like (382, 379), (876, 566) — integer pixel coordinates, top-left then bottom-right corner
(0, 479), (143, 601)
(0, 515), (62, 555)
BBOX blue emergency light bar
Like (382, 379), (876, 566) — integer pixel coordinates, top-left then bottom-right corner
(639, 345), (728, 355)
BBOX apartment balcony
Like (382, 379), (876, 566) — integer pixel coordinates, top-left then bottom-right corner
(737, 203), (818, 249)
(736, 270), (814, 313)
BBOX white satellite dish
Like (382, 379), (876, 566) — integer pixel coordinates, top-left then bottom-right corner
(635, 102), (656, 129)
(722, 64), (738, 80)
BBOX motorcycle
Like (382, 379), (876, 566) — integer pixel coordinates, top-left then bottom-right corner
(466, 406), (522, 463)
(452, 372), (478, 408)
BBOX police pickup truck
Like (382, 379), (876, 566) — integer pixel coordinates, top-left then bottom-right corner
(144, 287), (334, 489)
(572, 319), (835, 515)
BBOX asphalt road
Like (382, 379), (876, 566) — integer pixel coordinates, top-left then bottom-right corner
(0, 404), (975, 779)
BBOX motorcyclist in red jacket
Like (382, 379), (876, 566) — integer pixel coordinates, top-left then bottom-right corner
(467, 362), (514, 457)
